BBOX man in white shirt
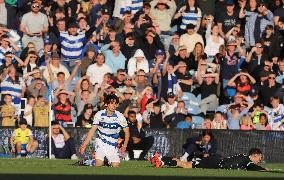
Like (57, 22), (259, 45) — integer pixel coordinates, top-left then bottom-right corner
(86, 53), (112, 85)
(20, 1), (48, 50)
(179, 23), (204, 54)
(268, 96), (284, 131)
(161, 92), (178, 126)
(51, 121), (78, 159)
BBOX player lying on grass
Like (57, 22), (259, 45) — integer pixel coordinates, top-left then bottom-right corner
(80, 94), (130, 167)
(151, 148), (269, 171)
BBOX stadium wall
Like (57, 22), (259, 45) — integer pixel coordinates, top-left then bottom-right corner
(0, 128), (283, 163)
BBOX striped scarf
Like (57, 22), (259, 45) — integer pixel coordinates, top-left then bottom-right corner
(167, 73), (178, 95)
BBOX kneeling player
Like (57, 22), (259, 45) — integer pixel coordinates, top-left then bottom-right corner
(80, 94), (130, 167)
(151, 148), (268, 171)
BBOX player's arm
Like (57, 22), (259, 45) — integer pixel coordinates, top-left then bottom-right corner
(80, 125), (98, 154)
(121, 127), (130, 152)
(247, 163), (268, 171)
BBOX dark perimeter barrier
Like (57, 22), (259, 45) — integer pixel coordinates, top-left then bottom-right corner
(0, 128), (283, 163)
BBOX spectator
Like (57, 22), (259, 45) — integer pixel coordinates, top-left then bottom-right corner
(212, 111), (227, 129)
(255, 113), (272, 130)
(123, 110), (154, 160)
(259, 72), (282, 107)
(174, 0), (202, 31)
(33, 95), (49, 127)
(217, 0), (240, 38)
(76, 103), (94, 128)
(240, 115), (255, 130)
(23, 95), (36, 127)
(274, 0), (284, 26)
(268, 96), (284, 130)
(43, 52), (70, 83)
(53, 89), (75, 127)
(80, 46), (97, 76)
(227, 101), (253, 130)
(177, 114), (193, 129)
(161, 92), (177, 127)
(0, 94), (16, 126)
(10, 118), (38, 158)
(51, 121), (78, 159)
(127, 49), (149, 77)
(102, 41), (126, 73)
(27, 78), (48, 98)
(20, 1), (48, 50)
(144, 101), (165, 129)
(202, 118), (212, 129)
(204, 15), (225, 62)
(179, 24), (204, 54)
(150, 0), (177, 33)
(181, 130), (218, 162)
(111, 69), (126, 90)
(227, 71), (256, 95)
(245, 1), (274, 47)
(86, 53), (112, 85)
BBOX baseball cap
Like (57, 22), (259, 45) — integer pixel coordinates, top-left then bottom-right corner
(44, 38), (52, 45)
(167, 92), (175, 98)
(101, 8), (110, 15)
(226, 0), (235, 5)
(186, 23), (196, 29)
(67, 22), (79, 29)
(259, 70), (269, 77)
(155, 49), (165, 56)
(19, 118), (28, 125)
(249, 87), (258, 97)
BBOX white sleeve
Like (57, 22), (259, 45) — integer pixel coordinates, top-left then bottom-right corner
(119, 113), (128, 128)
(93, 111), (101, 125)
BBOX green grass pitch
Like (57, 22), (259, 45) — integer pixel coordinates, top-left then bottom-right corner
(0, 159), (283, 179)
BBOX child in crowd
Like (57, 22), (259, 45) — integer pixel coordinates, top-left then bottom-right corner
(33, 96), (49, 127)
(23, 95), (36, 126)
(240, 115), (255, 130)
(1, 94), (16, 126)
(10, 118), (38, 158)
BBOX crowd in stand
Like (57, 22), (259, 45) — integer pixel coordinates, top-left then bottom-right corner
(0, 0), (284, 131)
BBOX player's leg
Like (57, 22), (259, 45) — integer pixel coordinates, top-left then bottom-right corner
(94, 140), (106, 167)
(106, 145), (121, 168)
(95, 159), (104, 167)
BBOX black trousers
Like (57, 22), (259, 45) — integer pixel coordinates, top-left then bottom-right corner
(5, 4), (18, 29)
(127, 136), (154, 160)
(51, 138), (76, 159)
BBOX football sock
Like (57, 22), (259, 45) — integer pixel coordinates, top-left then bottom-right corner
(161, 156), (177, 166)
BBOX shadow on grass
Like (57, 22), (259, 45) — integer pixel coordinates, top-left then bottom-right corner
(0, 174), (281, 180)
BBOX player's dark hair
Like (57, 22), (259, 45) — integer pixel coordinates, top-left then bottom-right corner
(104, 94), (119, 105)
(249, 148), (262, 156)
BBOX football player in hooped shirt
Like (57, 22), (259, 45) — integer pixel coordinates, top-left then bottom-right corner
(151, 148), (269, 171)
(80, 94), (130, 167)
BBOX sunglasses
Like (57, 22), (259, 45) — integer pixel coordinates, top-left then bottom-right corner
(268, 77), (275, 79)
(126, 78), (132, 81)
(256, 46), (263, 48)
(124, 92), (132, 95)
(32, 5), (40, 8)
(30, 56), (37, 58)
(52, 128), (60, 130)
